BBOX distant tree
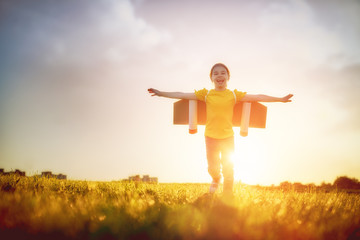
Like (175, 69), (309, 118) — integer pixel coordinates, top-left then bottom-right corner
(293, 182), (306, 192)
(320, 182), (333, 192)
(321, 182), (332, 188)
(333, 176), (360, 190)
(306, 183), (316, 192)
(280, 181), (292, 191)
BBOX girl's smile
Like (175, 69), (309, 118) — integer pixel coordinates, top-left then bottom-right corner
(215, 78), (225, 83)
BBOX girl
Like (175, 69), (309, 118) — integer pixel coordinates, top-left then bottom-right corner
(148, 63), (293, 195)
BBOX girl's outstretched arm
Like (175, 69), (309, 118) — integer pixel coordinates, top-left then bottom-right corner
(148, 88), (197, 100)
(241, 94), (293, 102)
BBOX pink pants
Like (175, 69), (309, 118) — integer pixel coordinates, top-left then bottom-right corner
(205, 136), (234, 192)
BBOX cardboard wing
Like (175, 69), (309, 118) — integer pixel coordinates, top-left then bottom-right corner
(173, 99), (267, 136)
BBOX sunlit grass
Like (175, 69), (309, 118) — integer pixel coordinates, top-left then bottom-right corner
(0, 174), (359, 239)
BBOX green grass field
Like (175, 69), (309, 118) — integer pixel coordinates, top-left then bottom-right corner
(1, 175), (360, 240)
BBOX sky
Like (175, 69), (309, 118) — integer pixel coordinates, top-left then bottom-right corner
(0, 0), (359, 185)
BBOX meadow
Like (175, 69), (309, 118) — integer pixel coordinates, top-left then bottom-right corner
(0, 174), (360, 240)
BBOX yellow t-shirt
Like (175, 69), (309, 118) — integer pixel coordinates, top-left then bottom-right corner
(195, 88), (246, 139)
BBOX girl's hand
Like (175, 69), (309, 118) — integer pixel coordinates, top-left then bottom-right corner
(148, 88), (162, 97)
(282, 94), (293, 102)
(147, 89), (197, 100)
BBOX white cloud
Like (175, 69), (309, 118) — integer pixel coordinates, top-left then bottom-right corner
(38, 0), (171, 65)
(257, 0), (347, 68)
(97, 0), (171, 60)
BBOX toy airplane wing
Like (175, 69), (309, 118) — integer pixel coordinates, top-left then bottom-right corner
(173, 99), (267, 136)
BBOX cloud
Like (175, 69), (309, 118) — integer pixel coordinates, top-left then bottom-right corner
(313, 63), (360, 129)
(0, 0), (170, 69)
(0, 0), (172, 117)
(257, 0), (350, 68)
(0, 0), (172, 165)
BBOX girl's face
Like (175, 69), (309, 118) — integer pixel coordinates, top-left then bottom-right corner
(211, 65), (229, 90)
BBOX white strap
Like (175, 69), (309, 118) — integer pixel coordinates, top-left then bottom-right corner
(204, 90), (210, 103)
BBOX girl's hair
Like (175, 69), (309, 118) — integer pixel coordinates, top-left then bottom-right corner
(209, 63), (230, 80)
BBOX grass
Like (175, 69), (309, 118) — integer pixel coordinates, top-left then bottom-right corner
(0, 174), (360, 240)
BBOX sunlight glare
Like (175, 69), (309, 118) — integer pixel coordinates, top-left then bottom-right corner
(233, 135), (269, 185)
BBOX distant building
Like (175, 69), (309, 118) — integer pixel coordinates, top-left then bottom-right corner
(0, 169), (26, 177)
(129, 175), (141, 182)
(127, 174), (158, 183)
(1, 168), (68, 179)
(143, 175), (150, 182)
(57, 174), (67, 180)
(41, 171), (67, 180)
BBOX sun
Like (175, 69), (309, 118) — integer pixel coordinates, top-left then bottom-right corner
(232, 135), (270, 185)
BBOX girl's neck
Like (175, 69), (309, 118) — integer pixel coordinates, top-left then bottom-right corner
(214, 86), (227, 91)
